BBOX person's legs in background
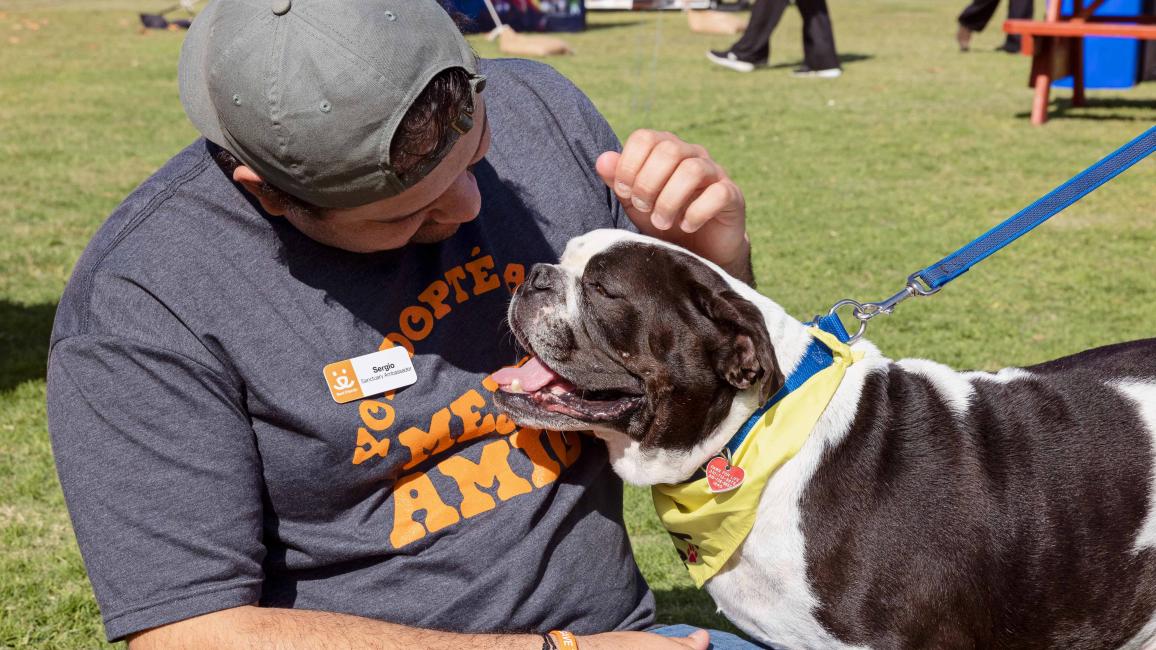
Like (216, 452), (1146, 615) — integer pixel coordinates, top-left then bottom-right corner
(1000, 0), (1034, 52)
(729, 0), (791, 63)
(795, 0), (841, 75)
(956, 0), (1000, 50)
(707, 0), (791, 71)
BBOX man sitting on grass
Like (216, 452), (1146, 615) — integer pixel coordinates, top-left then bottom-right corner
(47, 0), (760, 648)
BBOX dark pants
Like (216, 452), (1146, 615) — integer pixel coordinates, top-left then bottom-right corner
(729, 0), (840, 70)
(958, 0), (1034, 46)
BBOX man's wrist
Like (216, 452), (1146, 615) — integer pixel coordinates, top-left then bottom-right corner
(543, 630), (579, 649)
(720, 234), (755, 287)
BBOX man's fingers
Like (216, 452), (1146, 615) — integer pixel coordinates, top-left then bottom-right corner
(595, 150), (620, 190)
(629, 140), (687, 218)
(653, 158), (720, 230)
(602, 129), (743, 248)
(676, 629), (711, 650)
(681, 182), (735, 234)
(613, 129), (667, 201)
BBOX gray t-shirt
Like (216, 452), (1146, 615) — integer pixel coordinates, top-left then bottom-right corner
(48, 58), (655, 642)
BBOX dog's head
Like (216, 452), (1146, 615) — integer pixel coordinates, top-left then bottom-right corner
(493, 230), (784, 482)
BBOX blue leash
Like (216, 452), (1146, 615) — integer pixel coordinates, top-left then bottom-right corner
(824, 125), (1156, 343)
(688, 128), (1154, 484)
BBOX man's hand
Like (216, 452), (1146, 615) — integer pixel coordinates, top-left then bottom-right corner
(581, 629), (711, 650)
(596, 130), (751, 283)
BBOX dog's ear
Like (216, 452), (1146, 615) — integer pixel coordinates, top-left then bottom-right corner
(694, 286), (784, 403)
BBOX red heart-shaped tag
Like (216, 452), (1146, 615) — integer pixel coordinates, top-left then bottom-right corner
(705, 456), (745, 493)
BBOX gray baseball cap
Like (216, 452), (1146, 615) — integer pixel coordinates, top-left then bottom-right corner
(179, 0), (484, 208)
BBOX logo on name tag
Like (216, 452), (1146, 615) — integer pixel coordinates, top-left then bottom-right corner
(323, 347), (417, 403)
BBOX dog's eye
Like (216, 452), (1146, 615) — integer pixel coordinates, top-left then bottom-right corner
(585, 280), (618, 299)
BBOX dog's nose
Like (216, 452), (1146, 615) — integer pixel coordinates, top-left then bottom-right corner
(526, 264), (562, 292)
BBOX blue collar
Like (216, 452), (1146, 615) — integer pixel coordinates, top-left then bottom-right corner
(721, 313), (849, 458)
(688, 314), (850, 482)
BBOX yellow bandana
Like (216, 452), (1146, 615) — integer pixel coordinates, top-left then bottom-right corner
(651, 327), (862, 587)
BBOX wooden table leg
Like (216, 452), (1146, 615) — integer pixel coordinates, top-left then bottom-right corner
(1030, 37), (1054, 125)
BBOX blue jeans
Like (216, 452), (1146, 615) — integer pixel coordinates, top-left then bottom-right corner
(649, 623), (768, 649)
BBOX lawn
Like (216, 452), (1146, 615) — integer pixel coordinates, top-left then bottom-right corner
(1, 0), (1154, 646)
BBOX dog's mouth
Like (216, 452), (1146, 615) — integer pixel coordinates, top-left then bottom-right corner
(492, 355), (644, 422)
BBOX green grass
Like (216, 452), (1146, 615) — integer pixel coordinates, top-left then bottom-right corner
(2, 0), (1154, 646)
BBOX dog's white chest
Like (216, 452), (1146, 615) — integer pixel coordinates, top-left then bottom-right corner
(702, 453), (866, 650)
(699, 356), (883, 650)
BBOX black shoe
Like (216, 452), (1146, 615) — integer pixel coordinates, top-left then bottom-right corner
(706, 50), (765, 72)
(996, 40), (1021, 54)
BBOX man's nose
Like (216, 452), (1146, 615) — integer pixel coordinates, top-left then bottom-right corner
(525, 264), (563, 293)
(428, 170), (482, 224)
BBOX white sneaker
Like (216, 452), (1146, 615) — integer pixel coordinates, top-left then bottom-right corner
(791, 66), (843, 78)
(706, 50), (756, 73)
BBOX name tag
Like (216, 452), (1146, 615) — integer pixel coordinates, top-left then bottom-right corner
(323, 347), (417, 404)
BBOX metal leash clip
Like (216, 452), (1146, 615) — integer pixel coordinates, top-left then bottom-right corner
(822, 273), (941, 343)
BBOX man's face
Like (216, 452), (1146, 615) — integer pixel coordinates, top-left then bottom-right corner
(281, 96), (492, 253)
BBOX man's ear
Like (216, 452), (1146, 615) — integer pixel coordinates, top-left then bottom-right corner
(233, 165), (288, 216)
(696, 288), (783, 403)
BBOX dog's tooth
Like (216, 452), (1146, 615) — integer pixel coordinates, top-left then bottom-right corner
(509, 379), (524, 394)
(550, 385), (567, 395)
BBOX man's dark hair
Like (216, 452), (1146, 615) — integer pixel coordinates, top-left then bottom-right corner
(212, 66), (474, 218)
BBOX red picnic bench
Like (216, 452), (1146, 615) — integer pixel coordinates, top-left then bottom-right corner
(1004, 0), (1156, 124)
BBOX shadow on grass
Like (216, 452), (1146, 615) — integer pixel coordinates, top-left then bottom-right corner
(0, 300), (56, 392)
(585, 20), (646, 31)
(653, 585), (744, 634)
(764, 51), (873, 71)
(1015, 96), (1156, 123)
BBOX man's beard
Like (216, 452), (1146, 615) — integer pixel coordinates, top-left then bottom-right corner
(410, 222), (461, 244)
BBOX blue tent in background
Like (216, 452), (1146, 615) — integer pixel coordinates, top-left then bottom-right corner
(1055, 0), (1143, 89)
(449, 0), (586, 33)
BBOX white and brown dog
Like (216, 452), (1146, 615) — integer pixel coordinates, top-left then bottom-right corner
(493, 229), (1156, 650)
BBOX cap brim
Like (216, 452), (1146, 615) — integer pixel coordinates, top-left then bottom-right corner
(178, 0), (226, 146)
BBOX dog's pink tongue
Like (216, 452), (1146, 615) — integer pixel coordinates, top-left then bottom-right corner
(492, 356), (559, 392)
